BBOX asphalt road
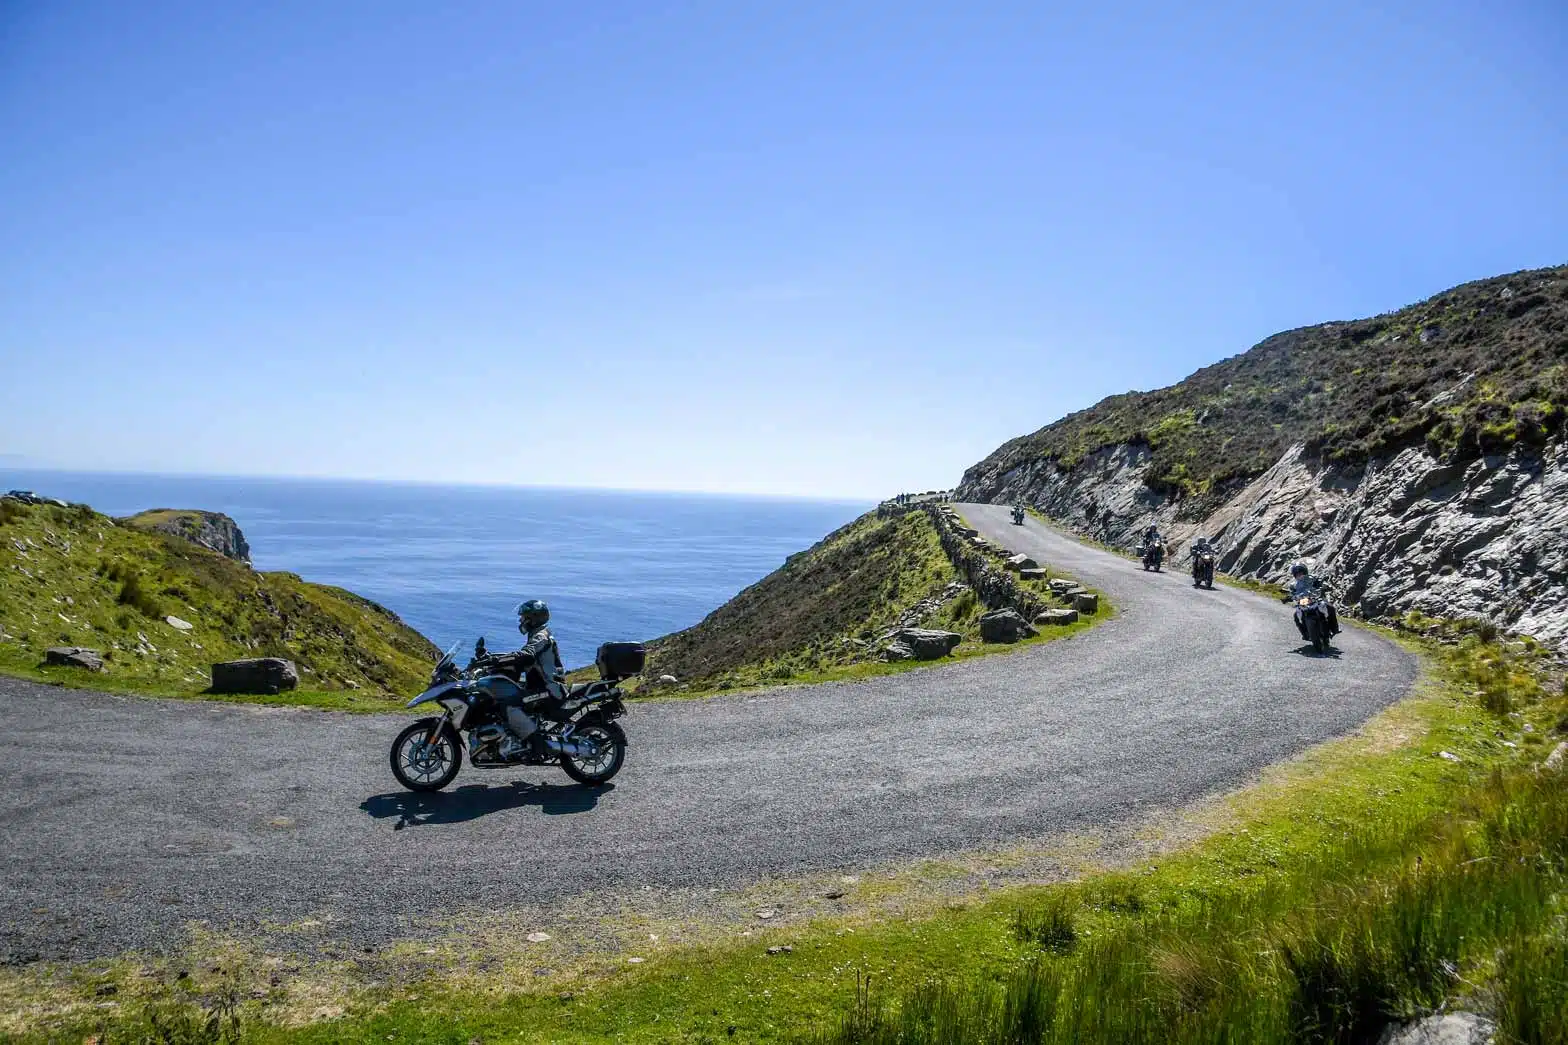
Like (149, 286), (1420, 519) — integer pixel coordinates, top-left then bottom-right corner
(0, 504), (1416, 962)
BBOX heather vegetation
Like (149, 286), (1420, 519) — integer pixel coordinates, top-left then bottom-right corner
(968, 265), (1568, 499)
(0, 498), (438, 705)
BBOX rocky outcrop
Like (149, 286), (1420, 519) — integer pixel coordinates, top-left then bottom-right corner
(124, 510), (251, 563)
(892, 628), (962, 660)
(961, 437), (1568, 649)
(1377, 1013), (1494, 1045)
(211, 657), (298, 695)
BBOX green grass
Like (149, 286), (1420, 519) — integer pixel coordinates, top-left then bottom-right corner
(962, 264), (1568, 500)
(24, 630), (1567, 1043)
(0, 499), (437, 706)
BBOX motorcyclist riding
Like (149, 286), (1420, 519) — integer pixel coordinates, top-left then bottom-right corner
(481, 599), (567, 760)
(1283, 563), (1340, 640)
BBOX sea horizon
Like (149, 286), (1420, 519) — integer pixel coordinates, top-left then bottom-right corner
(0, 468), (874, 668)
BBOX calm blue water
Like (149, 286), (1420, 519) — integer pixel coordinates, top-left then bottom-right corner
(0, 471), (867, 668)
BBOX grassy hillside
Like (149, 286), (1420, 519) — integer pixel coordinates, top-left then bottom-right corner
(0, 497), (438, 704)
(964, 264), (1568, 499)
(639, 509), (1095, 694)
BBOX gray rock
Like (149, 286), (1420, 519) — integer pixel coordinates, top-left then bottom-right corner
(1074, 593), (1100, 614)
(979, 609), (1037, 643)
(1048, 578), (1078, 595)
(210, 657), (298, 695)
(1018, 567), (1049, 581)
(881, 641), (916, 662)
(1005, 553), (1039, 572)
(658, 674), (679, 685)
(1544, 740), (1567, 771)
(1034, 608), (1079, 626)
(1376, 1012), (1494, 1045)
(892, 628), (961, 660)
(45, 647), (104, 671)
(165, 615), (194, 632)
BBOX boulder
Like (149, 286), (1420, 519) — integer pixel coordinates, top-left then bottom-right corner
(881, 641), (916, 662)
(1005, 553), (1039, 572)
(1048, 578), (1078, 595)
(979, 609), (1037, 644)
(165, 615), (194, 632)
(957, 527), (978, 538)
(1074, 593), (1100, 615)
(1034, 608), (1079, 626)
(45, 647), (104, 671)
(892, 628), (961, 660)
(1376, 1012), (1495, 1045)
(1019, 567), (1049, 582)
(211, 657), (298, 695)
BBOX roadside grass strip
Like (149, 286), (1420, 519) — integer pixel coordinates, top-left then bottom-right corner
(14, 629), (1567, 1043)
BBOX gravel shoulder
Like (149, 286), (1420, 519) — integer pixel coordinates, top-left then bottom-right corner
(0, 504), (1416, 962)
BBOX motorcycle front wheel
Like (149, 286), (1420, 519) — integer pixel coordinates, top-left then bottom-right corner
(560, 721), (627, 786)
(1305, 616), (1327, 654)
(391, 718), (462, 792)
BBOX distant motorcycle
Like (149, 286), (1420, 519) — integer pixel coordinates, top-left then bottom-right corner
(1011, 506), (1026, 525)
(1192, 547), (1216, 589)
(1141, 540), (1165, 572)
(1290, 587), (1337, 654)
(389, 638), (644, 792)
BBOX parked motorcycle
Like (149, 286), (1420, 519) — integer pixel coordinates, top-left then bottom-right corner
(1141, 540), (1165, 572)
(1290, 588), (1337, 654)
(1011, 506), (1026, 525)
(1192, 547), (1216, 589)
(389, 638), (645, 792)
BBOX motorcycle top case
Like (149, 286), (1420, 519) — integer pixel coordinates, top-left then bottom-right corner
(596, 641), (647, 680)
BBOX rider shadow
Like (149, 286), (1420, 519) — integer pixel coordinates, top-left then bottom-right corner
(1292, 642), (1344, 659)
(361, 781), (613, 830)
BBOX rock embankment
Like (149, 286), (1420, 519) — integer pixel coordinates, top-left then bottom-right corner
(961, 438), (1568, 649)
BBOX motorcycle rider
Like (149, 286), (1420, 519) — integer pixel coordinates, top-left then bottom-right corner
(482, 599), (567, 759)
(1191, 535), (1216, 579)
(1284, 563), (1340, 639)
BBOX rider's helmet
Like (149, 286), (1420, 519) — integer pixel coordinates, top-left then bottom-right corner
(515, 599), (550, 632)
(1290, 563), (1308, 579)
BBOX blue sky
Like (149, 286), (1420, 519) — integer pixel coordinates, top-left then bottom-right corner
(2, 1), (1564, 499)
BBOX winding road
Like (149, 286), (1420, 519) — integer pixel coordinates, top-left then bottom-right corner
(0, 505), (1416, 962)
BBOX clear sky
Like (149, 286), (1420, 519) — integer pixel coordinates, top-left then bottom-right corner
(2, 2), (1564, 499)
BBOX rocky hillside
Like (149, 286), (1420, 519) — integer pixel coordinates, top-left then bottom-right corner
(640, 507), (1095, 694)
(0, 496), (439, 699)
(957, 264), (1568, 648)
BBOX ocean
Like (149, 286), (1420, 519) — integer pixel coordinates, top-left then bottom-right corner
(0, 471), (868, 668)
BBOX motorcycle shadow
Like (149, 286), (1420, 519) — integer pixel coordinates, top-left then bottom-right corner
(1292, 643), (1343, 659)
(361, 781), (614, 829)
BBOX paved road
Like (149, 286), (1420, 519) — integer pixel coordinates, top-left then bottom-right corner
(0, 505), (1415, 962)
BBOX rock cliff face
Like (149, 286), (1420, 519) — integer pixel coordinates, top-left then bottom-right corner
(961, 436), (1568, 649)
(123, 510), (251, 563)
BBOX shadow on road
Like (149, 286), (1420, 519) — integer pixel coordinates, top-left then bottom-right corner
(1291, 643), (1344, 659)
(361, 781), (613, 829)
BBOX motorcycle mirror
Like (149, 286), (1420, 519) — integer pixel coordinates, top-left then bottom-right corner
(475, 637), (487, 658)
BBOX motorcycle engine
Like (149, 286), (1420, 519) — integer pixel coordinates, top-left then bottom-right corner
(469, 724), (505, 764)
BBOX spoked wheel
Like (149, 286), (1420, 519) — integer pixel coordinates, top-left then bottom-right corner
(559, 721), (627, 786)
(391, 718), (462, 792)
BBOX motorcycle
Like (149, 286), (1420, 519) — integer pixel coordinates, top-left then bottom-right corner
(1141, 539), (1165, 572)
(1011, 506), (1026, 525)
(389, 637), (645, 792)
(1290, 588), (1338, 654)
(1192, 547), (1216, 589)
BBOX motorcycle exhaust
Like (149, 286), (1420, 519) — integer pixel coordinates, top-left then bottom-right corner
(542, 732), (596, 758)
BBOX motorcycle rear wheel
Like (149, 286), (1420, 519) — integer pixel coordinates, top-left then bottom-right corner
(559, 721), (627, 786)
(391, 718), (462, 792)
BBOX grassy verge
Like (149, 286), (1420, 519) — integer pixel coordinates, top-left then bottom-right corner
(20, 629), (1566, 1043)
